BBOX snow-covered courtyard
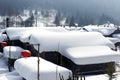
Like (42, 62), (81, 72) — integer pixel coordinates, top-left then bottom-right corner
(0, 53), (22, 80)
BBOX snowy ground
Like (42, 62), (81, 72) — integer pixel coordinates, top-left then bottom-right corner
(0, 53), (22, 80)
(0, 51), (120, 80)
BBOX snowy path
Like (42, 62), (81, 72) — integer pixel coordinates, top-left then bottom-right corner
(0, 53), (22, 80)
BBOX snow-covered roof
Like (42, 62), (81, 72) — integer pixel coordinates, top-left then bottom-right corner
(84, 25), (117, 36)
(14, 57), (72, 80)
(113, 34), (120, 39)
(29, 31), (120, 65)
(6, 27), (39, 40)
(5, 27), (119, 65)
(19, 27), (68, 43)
(64, 26), (88, 32)
(106, 37), (120, 44)
(0, 34), (7, 42)
(61, 46), (120, 65)
(21, 16), (29, 21)
(19, 34), (30, 43)
(41, 27), (68, 32)
(98, 28), (116, 36)
(3, 46), (24, 59)
(5, 27), (68, 41)
(30, 31), (115, 52)
(28, 31), (120, 65)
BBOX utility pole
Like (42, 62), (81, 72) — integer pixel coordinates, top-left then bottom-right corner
(37, 44), (40, 80)
(32, 44), (40, 80)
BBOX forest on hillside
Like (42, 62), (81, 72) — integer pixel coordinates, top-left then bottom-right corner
(0, 0), (119, 26)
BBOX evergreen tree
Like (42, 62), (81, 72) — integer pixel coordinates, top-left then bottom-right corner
(65, 16), (70, 26)
(106, 63), (117, 80)
(29, 13), (34, 26)
(54, 11), (65, 26)
(24, 12), (34, 27)
(78, 16), (85, 26)
(99, 14), (116, 25)
(54, 14), (60, 26)
(69, 16), (75, 27)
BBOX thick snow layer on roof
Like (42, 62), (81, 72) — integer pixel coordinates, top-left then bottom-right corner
(0, 34), (7, 42)
(30, 32), (115, 53)
(84, 25), (116, 36)
(6, 27), (40, 40)
(14, 57), (72, 80)
(19, 27), (68, 43)
(41, 27), (68, 32)
(113, 34), (120, 39)
(6, 27), (68, 41)
(106, 37), (120, 44)
(29, 31), (118, 65)
(19, 34), (31, 43)
(98, 28), (115, 35)
(64, 27), (88, 32)
(61, 46), (120, 65)
(64, 26), (77, 30)
(3, 46), (24, 59)
(5, 27), (118, 65)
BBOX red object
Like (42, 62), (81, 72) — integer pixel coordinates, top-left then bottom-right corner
(1, 42), (7, 47)
(21, 50), (31, 57)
